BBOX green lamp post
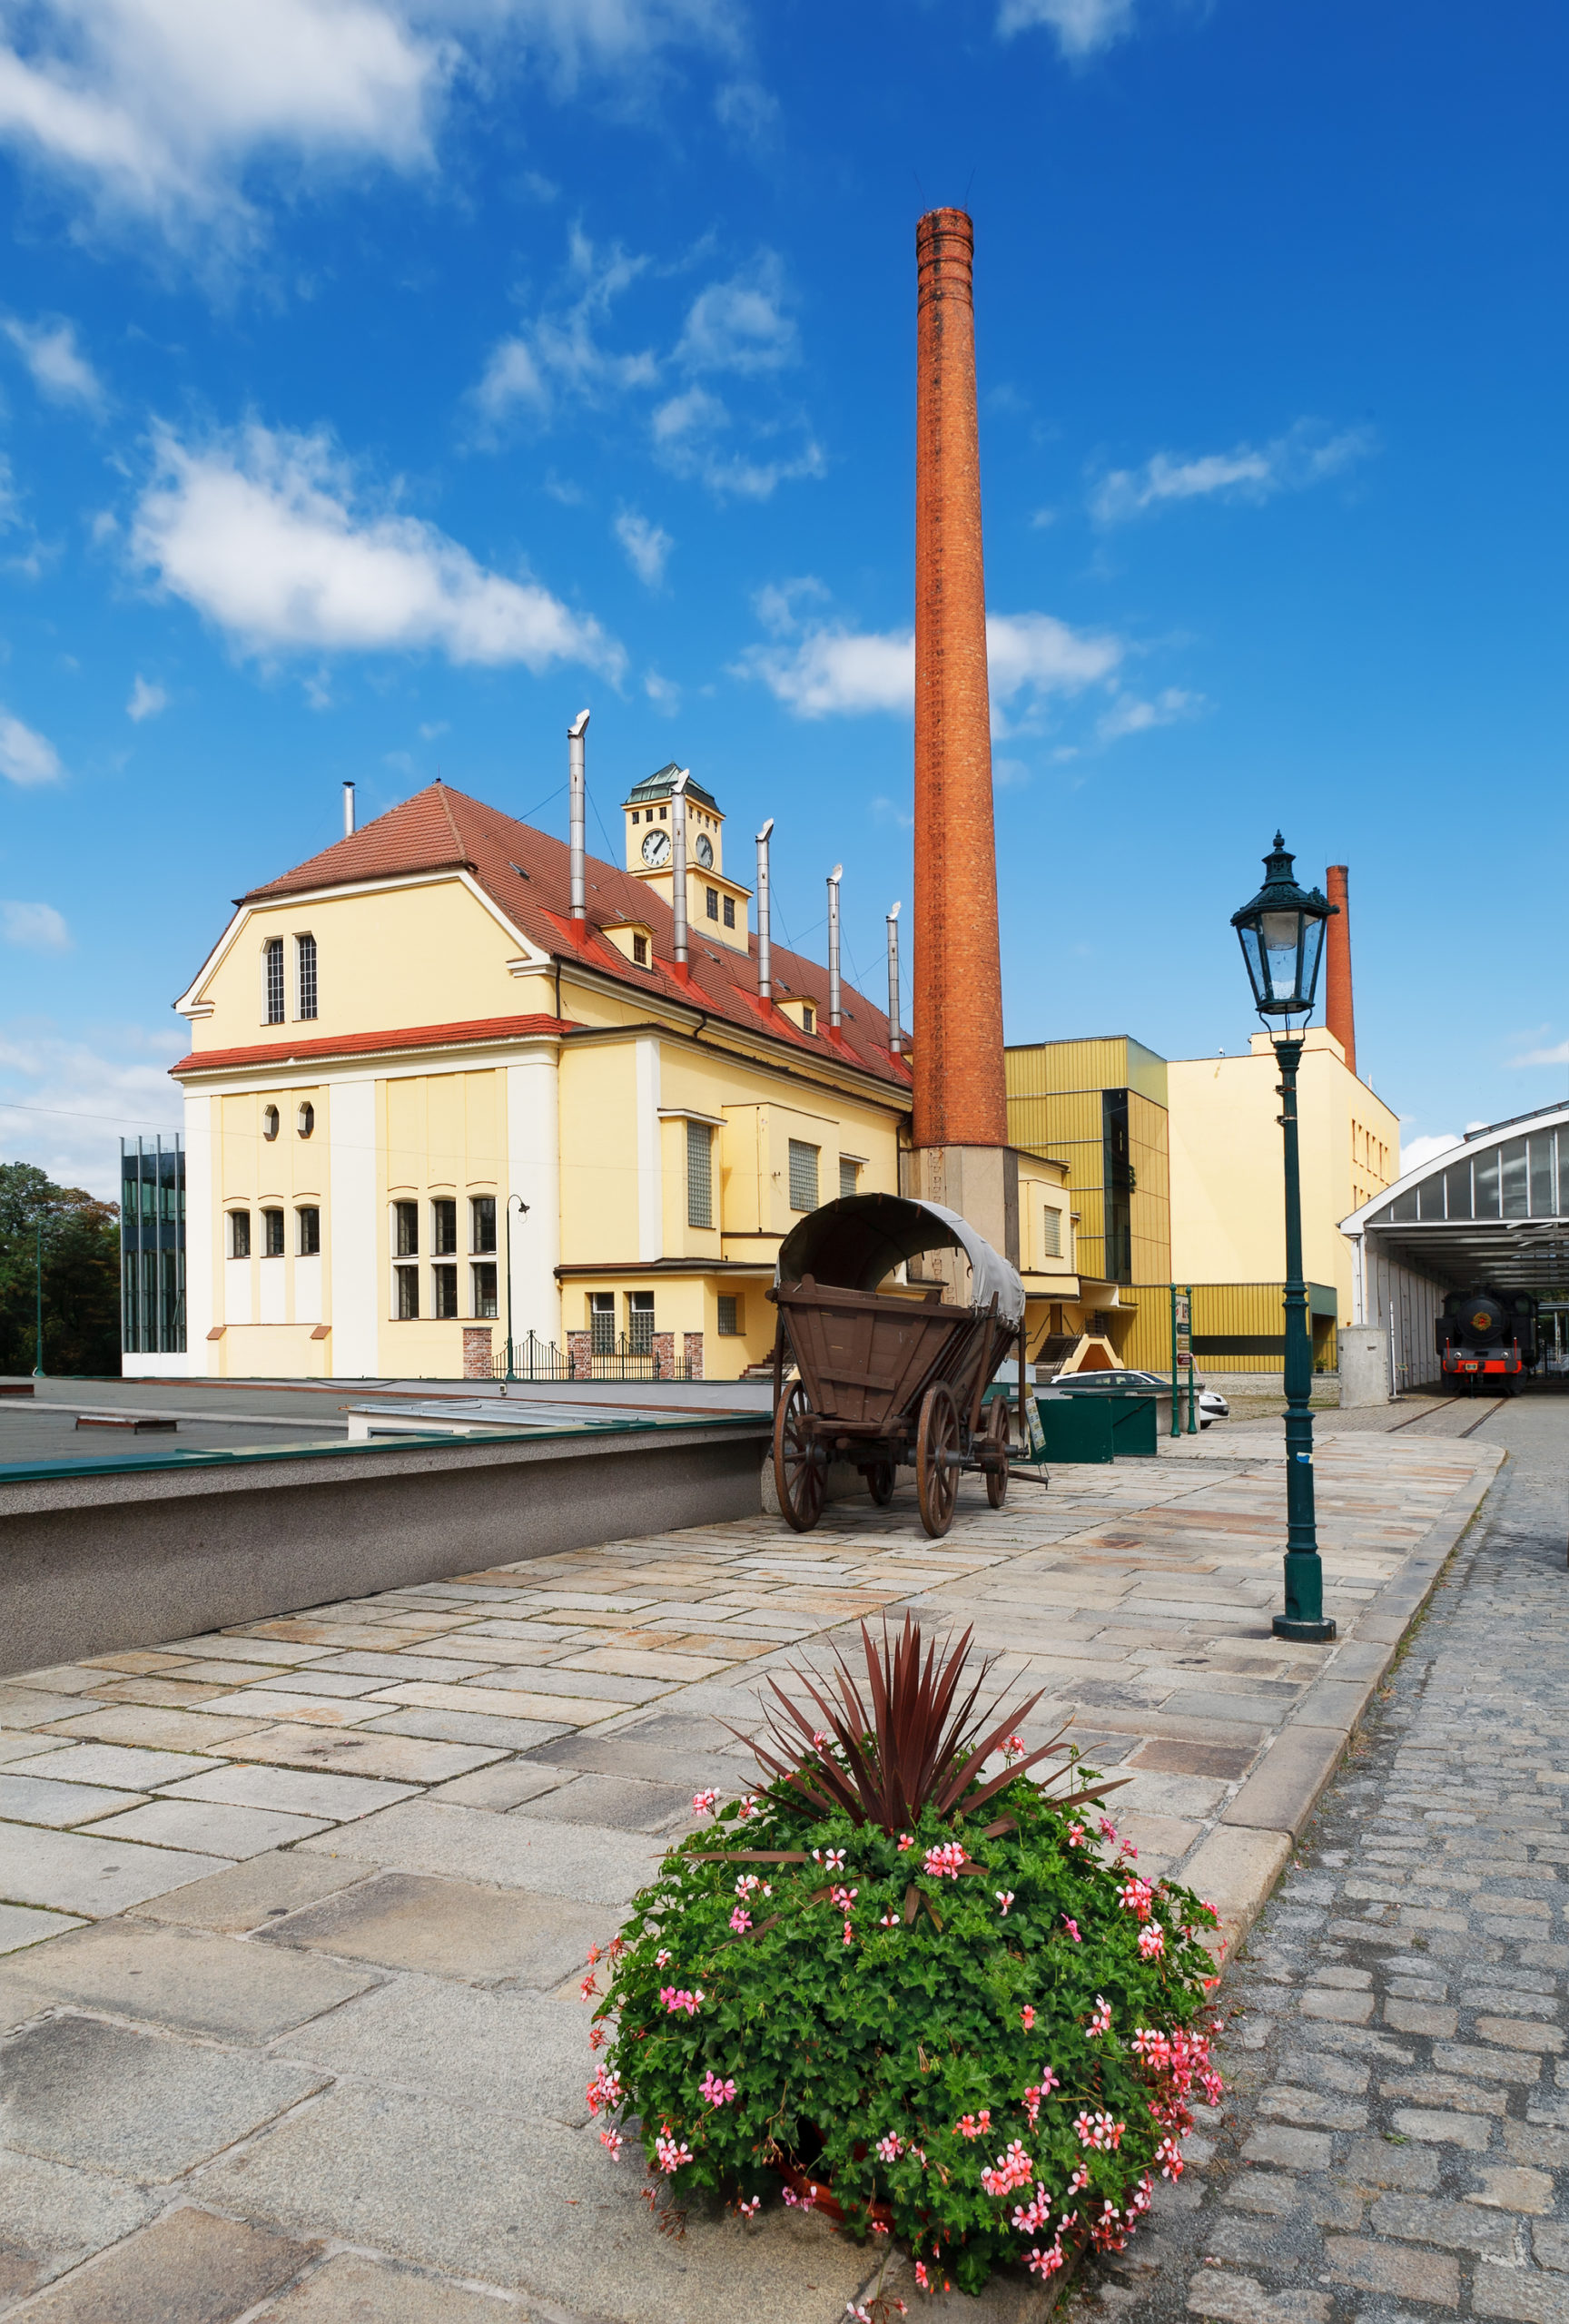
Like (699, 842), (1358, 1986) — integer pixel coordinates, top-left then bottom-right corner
(502, 1196), (530, 1387)
(1231, 834), (1337, 1644)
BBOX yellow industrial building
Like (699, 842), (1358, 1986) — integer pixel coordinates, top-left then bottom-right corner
(162, 767), (1074, 1384)
(1004, 1027), (1398, 1375)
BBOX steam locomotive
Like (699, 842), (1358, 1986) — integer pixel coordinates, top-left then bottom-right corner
(1436, 1287), (1539, 1390)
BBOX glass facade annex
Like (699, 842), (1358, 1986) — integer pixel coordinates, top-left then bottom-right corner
(121, 1136), (186, 1354)
(1373, 1124), (1569, 1226)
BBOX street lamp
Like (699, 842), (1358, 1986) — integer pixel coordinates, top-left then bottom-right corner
(1231, 833), (1337, 1644)
(501, 1195), (530, 1389)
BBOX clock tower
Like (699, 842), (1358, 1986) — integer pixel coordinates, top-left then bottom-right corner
(621, 763), (752, 956)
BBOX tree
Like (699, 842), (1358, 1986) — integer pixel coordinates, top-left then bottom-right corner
(0, 1161), (123, 1378)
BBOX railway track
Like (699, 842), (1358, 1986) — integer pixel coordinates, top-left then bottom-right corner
(1386, 1393), (1505, 1439)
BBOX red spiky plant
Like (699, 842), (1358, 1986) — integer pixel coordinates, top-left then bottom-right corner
(730, 1612), (1121, 1833)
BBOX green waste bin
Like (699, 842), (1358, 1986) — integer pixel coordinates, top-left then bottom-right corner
(1035, 1388), (1159, 1462)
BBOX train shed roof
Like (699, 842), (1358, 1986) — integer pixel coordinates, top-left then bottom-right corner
(1341, 1101), (1569, 1294)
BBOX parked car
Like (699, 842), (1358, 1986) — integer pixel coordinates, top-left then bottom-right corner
(1033, 1367), (1229, 1426)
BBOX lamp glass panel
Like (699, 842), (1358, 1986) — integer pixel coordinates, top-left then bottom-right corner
(1260, 909), (1303, 1002)
(1237, 923), (1268, 1009)
(1299, 916), (1327, 1007)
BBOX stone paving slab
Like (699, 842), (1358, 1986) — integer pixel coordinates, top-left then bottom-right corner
(0, 1421), (1508, 2319)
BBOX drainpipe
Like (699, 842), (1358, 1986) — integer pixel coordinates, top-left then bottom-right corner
(671, 770), (691, 970)
(755, 819), (775, 1001)
(887, 901), (903, 1053)
(827, 864), (843, 1029)
(342, 781), (356, 837)
(567, 709), (589, 929)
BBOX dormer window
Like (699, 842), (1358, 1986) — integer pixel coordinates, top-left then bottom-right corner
(633, 934), (648, 967)
(802, 1004), (815, 1034)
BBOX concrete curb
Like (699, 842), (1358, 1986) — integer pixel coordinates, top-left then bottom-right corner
(1177, 1444), (1505, 1954)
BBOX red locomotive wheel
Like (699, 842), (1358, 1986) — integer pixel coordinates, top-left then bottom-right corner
(915, 1381), (960, 1539)
(773, 1383), (825, 1533)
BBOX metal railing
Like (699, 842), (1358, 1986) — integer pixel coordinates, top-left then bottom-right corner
(488, 1333), (696, 1383)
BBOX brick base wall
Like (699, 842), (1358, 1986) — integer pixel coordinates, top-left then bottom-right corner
(652, 1331), (676, 1381)
(683, 1331), (704, 1380)
(462, 1325), (493, 1381)
(567, 1331), (591, 1381)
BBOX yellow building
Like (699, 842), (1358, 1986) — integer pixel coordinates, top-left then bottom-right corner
(1166, 1028), (1398, 1335)
(164, 773), (931, 1384)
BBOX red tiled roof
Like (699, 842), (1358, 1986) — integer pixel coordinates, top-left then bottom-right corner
(173, 1013), (575, 1078)
(226, 782), (912, 1091)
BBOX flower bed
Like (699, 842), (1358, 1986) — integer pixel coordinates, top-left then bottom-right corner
(586, 1619), (1222, 2300)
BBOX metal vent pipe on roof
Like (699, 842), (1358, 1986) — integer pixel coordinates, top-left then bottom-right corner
(671, 769), (691, 966)
(887, 901), (903, 1053)
(755, 818), (775, 1000)
(567, 708), (590, 924)
(827, 864), (843, 1029)
(342, 781), (356, 837)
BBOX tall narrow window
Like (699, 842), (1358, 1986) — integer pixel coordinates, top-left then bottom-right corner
(262, 1207), (285, 1256)
(471, 1261), (498, 1318)
(632, 933), (648, 967)
(788, 1139), (819, 1214)
(394, 1201), (419, 1256)
(297, 1206), (321, 1256)
(228, 1211), (251, 1259)
(263, 938), (285, 1024)
(432, 1263), (458, 1317)
(1041, 1206), (1061, 1259)
(706, 886), (719, 921)
(297, 1102), (315, 1139)
(839, 1157), (860, 1201)
(723, 896), (735, 929)
(296, 933), (318, 1020)
(589, 1289), (615, 1354)
(470, 1196), (497, 1254)
(396, 1265), (419, 1319)
(686, 1120), (714, 1229)
(628, 1290), (655, 1355)
(432, 1198), (458, 1255)
(717, 1295), (743, 1336)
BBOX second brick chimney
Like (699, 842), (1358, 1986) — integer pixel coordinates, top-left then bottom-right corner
(1325, 863), (1356, 1078)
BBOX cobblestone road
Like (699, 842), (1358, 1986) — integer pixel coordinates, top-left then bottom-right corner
(1070, 1392), (1569, 2324)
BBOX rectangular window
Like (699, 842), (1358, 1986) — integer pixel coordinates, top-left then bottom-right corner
(263, 938), (284, 1024)
(1418, 1170), (1446, 1221)
(706, 885), (719, 921)
(589, 1289), (615, 1354)
(262, 1207), (284, 1256)
(723, 895), (735, 929)
(628, 1289), (655, 1354)
(1501, 1137), (1529, 1218)
(1475, 1148), (1501, 1218)
(788, 1139), (819, 1213)
(395, 1264), (419, 1319)
(1444, 1159), (1473, 1220)
(633, 933), (647, 967)
(687, 1119), (714, 1229)
(432, 1198), (458, 1255)
(432, 1263), (458, 1318)
(717, 1295), (744, 1336)
(801, 1003), (815, 1035)
(297, 1206), (321, 1256)
(839, 1157), (860, 1201)
(394, 1200), (419, 1256)
(471, 1261), (498, 1318)
(1041, 1206), (1061, 1259)
(228, 1210), (251, 1259)
(470, 1196), (497, 1254)
(296, 932), (318, 1020)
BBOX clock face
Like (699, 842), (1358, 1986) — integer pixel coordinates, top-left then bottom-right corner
(641, 827), (672, 867)
(695, 833), (714, 869)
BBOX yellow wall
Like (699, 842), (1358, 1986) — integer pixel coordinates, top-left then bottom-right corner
(1004, 1037), (1172, 1289)
(1167, 1029), (1398, 1325)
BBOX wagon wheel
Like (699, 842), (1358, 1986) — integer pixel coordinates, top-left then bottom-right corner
(866, 1458), (897, 1507)
(915, 1381), (960, 1539)
(984, 1395), (1011, 1511)
(774, 1383), (825, 1533)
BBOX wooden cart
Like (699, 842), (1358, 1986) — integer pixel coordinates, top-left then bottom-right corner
(766, 1193), (1027, 1539)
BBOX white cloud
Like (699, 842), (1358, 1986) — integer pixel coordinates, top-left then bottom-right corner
(676, 253), (795, 375)
(1400, 1131), (1463, 1173)
(1, 901), (71, 950)
(131, 422), (624, 675)
(0, 3), (741, 256)
(1508, 1041), (1569, 1069)
(651, 382), (823, 499)
(0, 707), (64, 785)
(2, 314), (104, 408)
(736, 606), (1123, 720)
(470, 229), (656, 430)
(126, 673), (166, 721)
(1091, 421), (1375, 523)
(643, 668), (680, 713)
(997, 0), (1133, 57)
(0, 1019), (186, 1197)
(1095, 686), (1203, 742)
(614, 507), (672, 587)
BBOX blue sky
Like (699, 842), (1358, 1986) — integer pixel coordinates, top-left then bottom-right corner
(0, 0), (1564, 1196)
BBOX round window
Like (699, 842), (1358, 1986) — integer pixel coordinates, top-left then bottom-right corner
(262, 1105), (280, 1141)
(297, 1102), (315, 1139)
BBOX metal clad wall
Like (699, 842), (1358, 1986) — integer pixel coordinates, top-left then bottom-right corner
(1121, 1282), (1339, 1374)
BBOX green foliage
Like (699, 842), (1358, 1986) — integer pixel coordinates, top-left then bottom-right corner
(591, 1773), (1222, 2298)
(0, 1160), (123, 1378)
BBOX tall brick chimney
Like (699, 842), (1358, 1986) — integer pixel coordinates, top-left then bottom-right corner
(1325, 863), (1356, 1078)
(905, 207), (1017, 1261)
